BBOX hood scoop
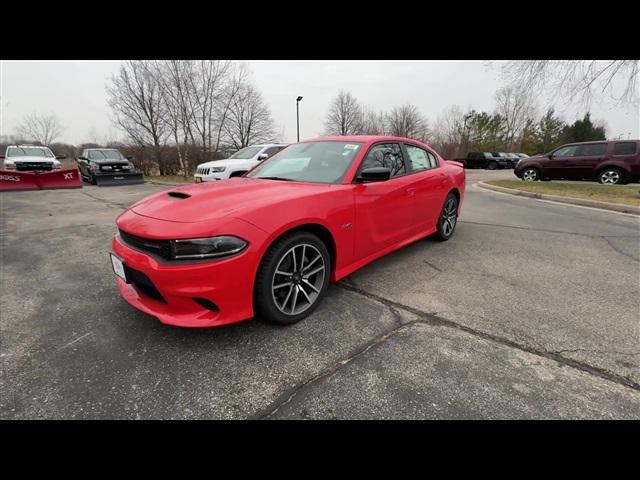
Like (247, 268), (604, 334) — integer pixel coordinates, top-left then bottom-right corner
(167, 191), (191, 199)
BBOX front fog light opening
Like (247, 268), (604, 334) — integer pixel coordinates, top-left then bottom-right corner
(193, 297), (219, 312)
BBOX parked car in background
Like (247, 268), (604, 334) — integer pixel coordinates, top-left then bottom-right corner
(503, 153), (522, 167)
(1, 145), (65, 171)
(490, 152), (514, 169)
(514, 140), (640, 184)
(77, 148), (143, 186)
(457, 152), (511, 170)
(195, 144), (288, 182)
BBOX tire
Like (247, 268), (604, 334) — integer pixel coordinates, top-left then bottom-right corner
(487, 161), (498, 170)
(521, 167), (540, 181)
(598, 168), (624, 185)
(89, 173), (96, 185)
(254, 231), (331, 325)
(434, 193), (459, 242)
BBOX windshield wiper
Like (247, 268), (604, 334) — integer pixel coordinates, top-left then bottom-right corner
(255, 176), (294, 181)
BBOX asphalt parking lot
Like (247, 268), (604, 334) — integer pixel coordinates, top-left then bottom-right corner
(1, 169), (639, 419)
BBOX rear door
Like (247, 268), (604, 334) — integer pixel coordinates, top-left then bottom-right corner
(566, 143), (608, 179)
(402, 143), (447, 229)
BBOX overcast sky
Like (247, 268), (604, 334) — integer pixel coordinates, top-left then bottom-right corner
(1, 60), (638, 145)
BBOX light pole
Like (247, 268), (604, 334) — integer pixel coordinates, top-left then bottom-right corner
(296, 96), (303, 142)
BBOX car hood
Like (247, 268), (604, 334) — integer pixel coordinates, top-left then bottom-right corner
(7, 156), (56, 163)
(131, 177), (332, 223)
(197, 158), (257, 170)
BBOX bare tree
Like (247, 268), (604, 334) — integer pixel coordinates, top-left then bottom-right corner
(431, 105), (467, 158)
(213, 64), (250, 153)
(359, 106), (387, 135)
(16, 112), (65, 145)
(499, 60), (640, 107)
(152, 60), (197, 178)
(324, 91), (363, 135)
(186, 60), (232, 158)
(224, 82), (276, 149)
(494, 86), (537, 148)
(386, 104), (430, 141)
(106, 60), (169, 174)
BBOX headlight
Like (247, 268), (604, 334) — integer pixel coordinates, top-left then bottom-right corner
(122, 165), (132, 170)
(210, 166), (226, 173)
(3, 162), (16, 170)
(170, 235), (247, 260)
(102, 165), (113, 171)
(89, 164), (99, 172)
(53, 163), (62, 169)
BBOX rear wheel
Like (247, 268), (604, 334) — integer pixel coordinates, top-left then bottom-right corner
(598, 168), (624, 185)
(254, 232), (330, 325)
(434, 193), (459, 242)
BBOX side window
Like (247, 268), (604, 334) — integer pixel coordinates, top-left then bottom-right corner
(405, 144), (431, 172)
(553, 146), (579, 158)
(360, 143), (406, 178)
(575, 144), (606, 156)
(427, 152), (438, 168)
(613, 142), (636, 155)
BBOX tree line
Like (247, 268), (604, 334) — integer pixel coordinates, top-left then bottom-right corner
(323, 87), (608, 159)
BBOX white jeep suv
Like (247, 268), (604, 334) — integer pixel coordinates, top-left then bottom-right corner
(194, 144), (288, 182)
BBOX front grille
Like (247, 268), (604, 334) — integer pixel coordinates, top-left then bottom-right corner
(123, 265), (167, 303)
(197, 167), (210, 175)
(119, 229), (171, 260)
(15, 162), (53, 172)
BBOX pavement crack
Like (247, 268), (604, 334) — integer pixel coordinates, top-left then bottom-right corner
(81, 191), (130, 210)
(551, 348), (640, 357)
(336, 282), (640, 392)
(253, 321), (416, 419)
(422, 260), (444, 272)
(600, 236), (640, 262)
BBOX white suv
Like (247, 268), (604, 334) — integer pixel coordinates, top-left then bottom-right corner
(194, 144), (288, 182)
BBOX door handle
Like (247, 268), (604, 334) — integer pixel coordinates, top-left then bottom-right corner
(406, 188), (416, 197)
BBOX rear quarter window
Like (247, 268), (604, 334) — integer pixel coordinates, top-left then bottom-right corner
(613, 142), (637, 155)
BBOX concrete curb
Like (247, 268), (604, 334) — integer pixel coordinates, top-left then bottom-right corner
(477, 181), (640, 215)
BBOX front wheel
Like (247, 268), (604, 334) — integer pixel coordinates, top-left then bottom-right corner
(487, 161), (498, 170)
(254, 232), (330, 325)
(522, 167), (540, 181)
(434, 193), (459, 242)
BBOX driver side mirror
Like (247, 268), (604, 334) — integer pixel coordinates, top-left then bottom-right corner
(126, 156), (133, 160)
(257, 153), (269, 161)
(359, 167), (391, 182)
(0, 154), (4, 159)
(78, 156), (88, 161)
(55, 154), (67, 160)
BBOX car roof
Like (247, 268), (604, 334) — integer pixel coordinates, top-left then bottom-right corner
(302, 135), (432, 146)
(9, 145), (51, 148)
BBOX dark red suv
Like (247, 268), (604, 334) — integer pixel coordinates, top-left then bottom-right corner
(514, 140), (640, 184)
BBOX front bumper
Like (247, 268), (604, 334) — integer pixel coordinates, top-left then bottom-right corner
(111, 234), (259, 327)
(194, 174), (224, 182)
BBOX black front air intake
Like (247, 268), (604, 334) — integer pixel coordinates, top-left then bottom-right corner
(119, 229), (172, 261)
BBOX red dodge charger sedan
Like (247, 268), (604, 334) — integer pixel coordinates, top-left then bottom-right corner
(110, 136), (465, 327)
